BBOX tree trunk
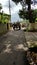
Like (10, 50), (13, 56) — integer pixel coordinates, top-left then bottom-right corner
(28, 1), (32, 23)
(27, 0), (35, 31)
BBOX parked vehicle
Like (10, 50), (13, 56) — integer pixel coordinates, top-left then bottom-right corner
(12, 22), (21, 30)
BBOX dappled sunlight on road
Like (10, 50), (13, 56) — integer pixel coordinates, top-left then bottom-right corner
(27, 41), (37, 48)
(4, 40), (11, 44)
(14, 44), (24, 50)
(1, 44), (12, 54)
(0, 30), (37, 65)
(14, 44), (28, 51)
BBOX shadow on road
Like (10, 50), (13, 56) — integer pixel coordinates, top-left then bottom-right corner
(0, 49), (29, 65)
(0, 30), (30, 65)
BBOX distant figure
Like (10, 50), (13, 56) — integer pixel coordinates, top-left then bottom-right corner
(12, 22), (21, 30)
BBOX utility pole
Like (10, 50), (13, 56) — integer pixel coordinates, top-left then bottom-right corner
(9, 0), (11, 23)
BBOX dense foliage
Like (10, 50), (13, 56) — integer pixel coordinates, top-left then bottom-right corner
(12, 0), (34, 23)
(0, 3), (2, 12)
(12, 0), (22, 3)
(0, 13), (10, 23)
(19, 9), (37, 23)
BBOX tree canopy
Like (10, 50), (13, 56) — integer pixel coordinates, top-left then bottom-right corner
(19, 9), (37, 23)
(12, 0), (22, 3)
(0, 13), (10, 23)
(12, 0), (36, 23)
(0, 3), (2, 12)
(12, 0), (32, 4)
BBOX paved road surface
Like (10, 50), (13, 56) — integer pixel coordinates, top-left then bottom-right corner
(25, 32), (37, 41)
(0, 30), (29, 65)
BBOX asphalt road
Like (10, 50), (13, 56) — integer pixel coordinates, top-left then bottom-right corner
(0, 30), (29, 65)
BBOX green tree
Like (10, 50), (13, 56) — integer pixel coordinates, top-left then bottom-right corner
(0, 3), (2, 12)
(12, 0), (36, 31)
(19, 9), (36, 22)
(0, 3), (2, 23)
(19, 9), (29, 20)
(12, 0), (32, 22)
